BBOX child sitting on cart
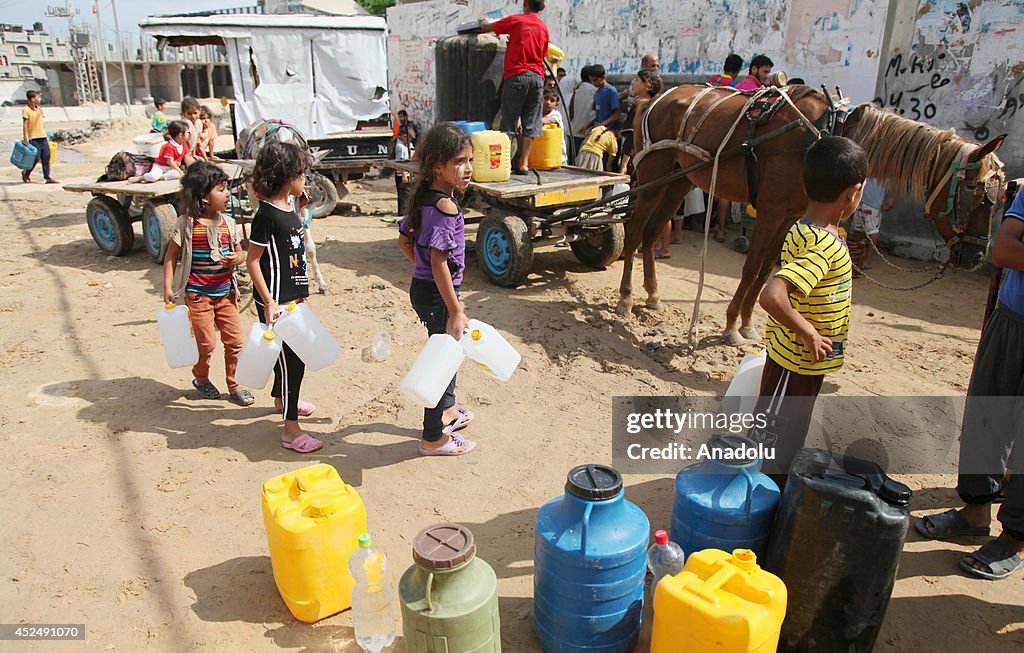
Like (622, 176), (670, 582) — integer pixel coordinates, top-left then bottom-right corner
(131, 120), (195, 183)
(576, 115), (623, 172)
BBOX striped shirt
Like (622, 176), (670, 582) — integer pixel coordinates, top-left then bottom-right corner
(765, 221), (852, 375)
(185, 221), (233, 297)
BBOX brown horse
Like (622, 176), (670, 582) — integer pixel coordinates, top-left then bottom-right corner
(618, 85), (1006, 346)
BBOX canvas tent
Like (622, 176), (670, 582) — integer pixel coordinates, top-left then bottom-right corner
(139, 14), (389, 140)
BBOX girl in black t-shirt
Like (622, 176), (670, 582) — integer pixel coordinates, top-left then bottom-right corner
(246, 141), (322, 453)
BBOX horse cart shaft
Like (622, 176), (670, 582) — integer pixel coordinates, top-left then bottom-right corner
(386, 160), (629, 287)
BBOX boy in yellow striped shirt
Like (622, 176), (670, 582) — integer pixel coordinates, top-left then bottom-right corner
(751, 136), (867, 485)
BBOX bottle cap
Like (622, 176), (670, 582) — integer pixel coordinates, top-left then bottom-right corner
(566, 464), (622, 501)
(358, 533), (372, 548)
(308, 495), (334, 518)
(164, 303), (175, 309)
(413, 523), (476, 570)
(262, 331), (276, 341)
(878, 478), (912, 506)
(654, 530), (668, 545)
(471, 329), (482, 341)
(286, 302), (297, 311)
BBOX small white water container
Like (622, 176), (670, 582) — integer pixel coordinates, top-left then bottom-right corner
(400, 334), (465, 408)
(133, 133), (166, 157)
(235, 323), (282, 389)
(272, 302), (340, 371)
(461, 319), (521, 381)
(720, 349), (767, 418)
(157, 303), (199, 369)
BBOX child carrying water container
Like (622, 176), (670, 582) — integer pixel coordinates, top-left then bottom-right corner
(750, 136), (867, 487)
(397, 123), (478, 456)
(246, 141), (322, 453)
(163, 161), (252, 406)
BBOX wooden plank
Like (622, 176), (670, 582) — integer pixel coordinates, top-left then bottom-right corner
(384, 160), (628, 200)
(62, 162), (247, 197)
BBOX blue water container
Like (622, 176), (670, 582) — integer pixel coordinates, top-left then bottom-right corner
(670, 435), (780, 560)
(534, 464), (650, 653)
(453, 120), (489, 137)
(10, 141), (39, 170)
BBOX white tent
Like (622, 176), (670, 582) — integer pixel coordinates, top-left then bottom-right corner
(139, 14), (389, 140)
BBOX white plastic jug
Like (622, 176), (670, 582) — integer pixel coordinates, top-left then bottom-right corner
(461, 319), (521, 381)
(157, 303), (199, 369)
(721, 349), (767, 418)
(272, 302), (340, 372)
(400, 334), (465, 408)
(235, 323), (282, 389)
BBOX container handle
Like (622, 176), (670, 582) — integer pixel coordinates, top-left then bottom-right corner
(698, 567), (735, 605)
(741, 468), (754, 514)
(580, 503), (593, 555)
(424, 571), (434, 613)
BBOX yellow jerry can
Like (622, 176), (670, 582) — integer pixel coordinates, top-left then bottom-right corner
(471, 130), (512, 182)
(528, 122), (563, 171)
(261, 463), (368, 623)
(651, 548), (787, 653)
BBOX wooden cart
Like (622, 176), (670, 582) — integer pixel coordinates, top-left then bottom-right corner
(63, 162), (247, 263)
(388, 161), (630, 287)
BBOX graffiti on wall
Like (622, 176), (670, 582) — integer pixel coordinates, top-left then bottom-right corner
(387, 0), (890, 125)
(877, 0), (1023, 170)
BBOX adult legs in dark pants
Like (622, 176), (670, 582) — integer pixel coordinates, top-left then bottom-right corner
(409, 278), (475, 455)
(25, 137), (57, 183)
(256, 300), (321, 453)
(500, 71), (543, 173)
(916, 304), (1024, 579)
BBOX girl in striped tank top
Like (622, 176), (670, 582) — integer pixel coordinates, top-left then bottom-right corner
(163, 161), (252, 406)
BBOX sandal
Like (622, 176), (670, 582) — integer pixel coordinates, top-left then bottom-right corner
(442, 407), (475, 436)
(274, 398), (315, 416)
(419, 432), (476, 457)
(914, 509), (990, 540)
(229, 389), (255, 406)
(655, 252), (671, 260)
(713, 234), (726, 243)
(192, 379), (221, 400)
(959, 539), (1024, 580)
(282, 433), (323, 454)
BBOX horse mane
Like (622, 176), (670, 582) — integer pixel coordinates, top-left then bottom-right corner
(844, 103), (975, 199)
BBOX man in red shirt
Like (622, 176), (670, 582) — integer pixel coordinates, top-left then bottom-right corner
(481, 1), (549, 174)
(733, 54), (774, 91)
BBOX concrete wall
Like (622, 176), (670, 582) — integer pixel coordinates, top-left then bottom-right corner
(387, 0), (893, 125)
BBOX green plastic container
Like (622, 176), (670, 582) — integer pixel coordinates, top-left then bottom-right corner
(399, 523), (501, 652)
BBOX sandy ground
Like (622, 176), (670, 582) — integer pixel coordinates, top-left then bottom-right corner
(0, 116), (1021, 652)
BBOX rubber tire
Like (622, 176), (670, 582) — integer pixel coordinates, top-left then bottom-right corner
(87, 195), (134, 256)
(734, 235), (750, 254)
(306, 171), (339, 218)
(476, 212), (534, 287)
(142, 200), (178, 263)
(570, 223), (625, 269)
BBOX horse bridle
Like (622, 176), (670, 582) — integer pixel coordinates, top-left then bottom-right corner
(924, 147), (1004, 249)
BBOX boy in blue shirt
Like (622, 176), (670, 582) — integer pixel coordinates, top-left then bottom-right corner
(590, 64), (621, 131)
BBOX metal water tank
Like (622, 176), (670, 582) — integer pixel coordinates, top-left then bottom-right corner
(435, 34), (505, 126)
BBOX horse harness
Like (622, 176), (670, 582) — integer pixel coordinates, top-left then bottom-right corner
(633, 84), (845, 210)
(923, 145), (1004, 248)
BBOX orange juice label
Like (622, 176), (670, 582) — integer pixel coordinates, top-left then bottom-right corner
(489, 144), (502, 169)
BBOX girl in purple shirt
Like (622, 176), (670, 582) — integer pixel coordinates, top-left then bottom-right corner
(398, 123), (477, 456)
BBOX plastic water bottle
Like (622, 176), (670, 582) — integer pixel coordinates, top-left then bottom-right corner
(371, 332), (391, 361)
(647, 530), (685, 589)
(348, 534), (396, 653)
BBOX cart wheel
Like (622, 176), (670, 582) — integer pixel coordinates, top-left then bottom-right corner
(306, 171), (338, 218)
(142, 200), (178, 263)
(87, 195), (134, 256)
(733, 235), (750, 254)
(477, 212), (534, 287)
(570, 223), (625, 269)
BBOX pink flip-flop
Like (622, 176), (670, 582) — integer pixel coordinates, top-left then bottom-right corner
(297, 399), (315, 417)
(418, 432), (476, 457)
(282, 433), (323, 453)
(441, 407), (475, 436)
